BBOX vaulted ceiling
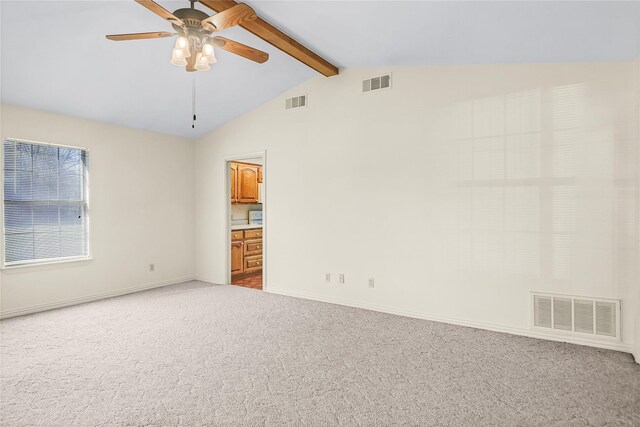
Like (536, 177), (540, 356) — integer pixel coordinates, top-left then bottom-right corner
(1, 1), (638, 138)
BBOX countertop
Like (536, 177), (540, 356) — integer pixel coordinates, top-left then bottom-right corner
(231, 224), (263, 231)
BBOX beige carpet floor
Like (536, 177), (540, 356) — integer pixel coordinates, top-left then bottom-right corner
(1, 281), (639, 426)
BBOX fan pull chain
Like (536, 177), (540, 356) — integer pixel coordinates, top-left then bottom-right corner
(192, 74), (196, 129)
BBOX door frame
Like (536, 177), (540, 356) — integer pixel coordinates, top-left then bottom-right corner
(224, 150), (267, 290)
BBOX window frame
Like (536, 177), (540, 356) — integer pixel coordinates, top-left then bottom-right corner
(1, 137), (91, 269)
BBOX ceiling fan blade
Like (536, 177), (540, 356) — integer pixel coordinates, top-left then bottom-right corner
(202, 4), (257, 32)
(134, 0), (185, 26)
(212, 36), (268, 63)
(106, 31), (177, 41)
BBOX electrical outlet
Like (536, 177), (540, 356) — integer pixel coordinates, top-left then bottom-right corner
(325, 273), (331, 283)
(368, 278), (375, 288)
(339, 274), (345, 284)
(149, 263), (155, 272)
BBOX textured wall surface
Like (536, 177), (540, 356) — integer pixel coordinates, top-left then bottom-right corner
(0, 105), (195, 316)
(635, 57), (640, 364)
(195, 62), (639, 351)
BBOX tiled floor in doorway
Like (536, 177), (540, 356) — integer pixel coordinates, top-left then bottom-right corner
(231, 274), (262, 290)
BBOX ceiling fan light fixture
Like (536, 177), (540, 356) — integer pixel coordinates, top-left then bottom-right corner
(194, 52), (210, 71)
(175, 35), (191, 57)
(202, 41), (217, 64)
(170, 48), (188, 66)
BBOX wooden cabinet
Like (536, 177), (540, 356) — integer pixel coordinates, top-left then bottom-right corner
(244, 228), (262, 239)
(237, 163), (259, 203)
(230, 162), (262, 204)
(244, 239), (262, 256)
(231, 241), (243, 275)
(244, 255), (263, 273)
(230, 228), (263, 279)
(230, 163), (238, 203)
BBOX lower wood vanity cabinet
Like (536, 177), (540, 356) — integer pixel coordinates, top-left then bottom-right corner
(244, 255), (263, 273)
(244, 228), (262, 239)
(231, 228), (263, 279)
(244, 240), (263, 256)
(231, 241), (243, 275)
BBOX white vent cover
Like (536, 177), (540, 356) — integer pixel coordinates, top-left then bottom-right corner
(532, 292), (620, 340)
(285, 95), (306, 110)
(362, 74), (391, 93)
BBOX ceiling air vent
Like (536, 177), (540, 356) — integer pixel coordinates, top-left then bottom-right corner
(531, 292), (620, 340)
(285, 95), (306, 110)
(362, 74), (391, 93)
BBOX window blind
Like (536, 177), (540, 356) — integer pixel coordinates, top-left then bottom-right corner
(3, 140), (88, 265)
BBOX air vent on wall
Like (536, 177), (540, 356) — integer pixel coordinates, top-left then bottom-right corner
(532, 292), (620, 340)
(362, 74), (391, 93)
(285, 95), (306, 110)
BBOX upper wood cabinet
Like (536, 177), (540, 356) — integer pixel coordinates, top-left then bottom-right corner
(238, 163), (259, 203)
(230, 162), (262, 204)
(230, 163), (238, 203)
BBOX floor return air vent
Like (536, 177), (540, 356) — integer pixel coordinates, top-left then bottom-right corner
(531, 292), (620, 340)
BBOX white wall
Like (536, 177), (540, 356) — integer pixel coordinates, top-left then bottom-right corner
(195, 61), (639, 352)
(635, 57), (640, 364)
(231, 203), (262, 225)
(0, 105), (195, 317)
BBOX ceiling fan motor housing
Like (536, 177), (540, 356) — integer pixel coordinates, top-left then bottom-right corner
(171, 8), (212, 34)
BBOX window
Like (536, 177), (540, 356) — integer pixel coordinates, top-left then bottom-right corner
(2, 139), (89, 266)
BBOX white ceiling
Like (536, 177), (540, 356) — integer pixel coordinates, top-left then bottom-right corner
(2, 1), (639, 138)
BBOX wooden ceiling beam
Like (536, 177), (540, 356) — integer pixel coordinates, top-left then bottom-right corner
(199, 0), (339, 77)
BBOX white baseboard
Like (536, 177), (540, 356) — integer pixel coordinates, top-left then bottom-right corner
(193, 276), (221, 285)
(0, 276), (195, 319)
(267, 287), (633, 354)
(4, 280), (633, 356)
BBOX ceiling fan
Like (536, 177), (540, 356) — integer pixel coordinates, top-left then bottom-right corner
(106, 0), (269, 72)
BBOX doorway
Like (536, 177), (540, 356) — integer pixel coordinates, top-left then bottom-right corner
(226, 152), (265, 290)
